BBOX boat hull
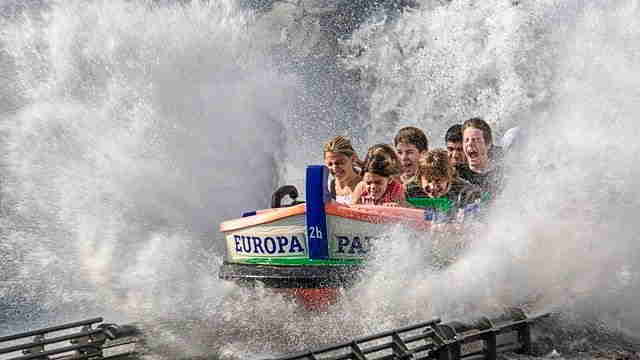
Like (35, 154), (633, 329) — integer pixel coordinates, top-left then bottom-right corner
(219, 262), (364, 288)
(217, 166), (430, 307)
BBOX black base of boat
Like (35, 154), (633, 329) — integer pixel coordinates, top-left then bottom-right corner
(218, 262), (365, 288)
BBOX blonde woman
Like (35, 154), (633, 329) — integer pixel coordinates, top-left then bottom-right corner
(323, 136), (362, 204)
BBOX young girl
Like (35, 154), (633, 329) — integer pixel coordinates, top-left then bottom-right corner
(323, 136), (362, 205)
(351, 147), (405, 206)
(363, 143), (401, 178)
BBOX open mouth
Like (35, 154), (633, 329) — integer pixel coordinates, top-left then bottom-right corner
(467, 150), (479, 160)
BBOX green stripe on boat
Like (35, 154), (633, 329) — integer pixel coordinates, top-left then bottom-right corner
(241, 257), (364, 266)
(406, 197), (453, 211)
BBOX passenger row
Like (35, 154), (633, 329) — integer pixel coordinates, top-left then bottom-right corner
(323, 118), (508, 223)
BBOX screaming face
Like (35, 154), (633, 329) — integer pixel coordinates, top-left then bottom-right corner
(463, 128), (489, 171)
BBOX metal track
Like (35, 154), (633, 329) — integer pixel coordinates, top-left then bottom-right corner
(0, 318), (140, 360)
(0, 309), (548, 360)
(267, 309), (548, 360)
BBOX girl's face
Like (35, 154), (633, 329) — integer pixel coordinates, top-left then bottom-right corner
(421, 176), (450, 198)
(324, 152), (354, 180)
(363, 172), (390, 201)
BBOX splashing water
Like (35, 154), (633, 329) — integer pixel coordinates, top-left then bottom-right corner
(0, 0), (297, 328)
(342, 0), (640, 337)
(2, 0), (640, 358)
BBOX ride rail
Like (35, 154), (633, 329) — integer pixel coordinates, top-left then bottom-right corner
(267, 309), (548, 360)
(0, 318), (140, 360)
(0, 309), (547, 360)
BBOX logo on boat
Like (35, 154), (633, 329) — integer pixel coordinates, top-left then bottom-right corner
(230, 234), (307, 257)
(331, 235), (378, 258)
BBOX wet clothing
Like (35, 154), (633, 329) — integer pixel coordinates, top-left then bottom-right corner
(488, 145), (504, 163)
(335, 194), (352, 204)
(404, 176), (427, 198)
(408, 177), (482, 223)
(329, 178), (356, 205)
(358, 179), (405, 205)
(455, 163), (504, 200)
(446, 178), (483, 209)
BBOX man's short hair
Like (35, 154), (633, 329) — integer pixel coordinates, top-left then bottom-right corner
(445, 124), (463, 143)
(462, 117), (492, 145)
(394, 126), (428, 152)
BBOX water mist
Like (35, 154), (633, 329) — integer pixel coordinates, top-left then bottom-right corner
(2, 0), (640, 359)
(341, 0), (640, 339)
(0, 0), (297, 331)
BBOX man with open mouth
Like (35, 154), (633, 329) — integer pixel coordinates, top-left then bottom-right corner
(393, 126), (429, 197)
(456, 117), (505, 200)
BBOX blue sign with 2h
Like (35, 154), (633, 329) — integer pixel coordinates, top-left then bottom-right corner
(305, 165), (330, 259)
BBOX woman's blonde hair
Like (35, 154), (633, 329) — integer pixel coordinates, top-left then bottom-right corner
(324, 136), (356, 158)
(324, 136), (363, 170)
(417, 149), (454, 180)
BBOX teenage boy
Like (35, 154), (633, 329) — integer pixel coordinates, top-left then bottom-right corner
(419, 149), (482, 221)
(457, 118), (504, 198)
(394, 126), (428, 197)
(444, 124), (466, 167)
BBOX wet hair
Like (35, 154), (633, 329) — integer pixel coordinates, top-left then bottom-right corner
(417, 149), (455, 180)
(361, 154), (399, 178)
(462, 117), (493, 145)
(324, 136), (357, 158)
(361, 144), (400, 177)
(445, 124), (463, 143)
(393, 126), (428, 152)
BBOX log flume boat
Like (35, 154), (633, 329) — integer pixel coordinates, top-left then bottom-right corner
(218, 165), (431, 308)
(0, 166), (567, 360)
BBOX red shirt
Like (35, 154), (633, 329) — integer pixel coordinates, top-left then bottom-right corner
(358, 180), (405, 205)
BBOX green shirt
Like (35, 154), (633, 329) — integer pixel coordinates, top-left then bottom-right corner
(406, 177), (483, 223)
(404, 176), (427, 198)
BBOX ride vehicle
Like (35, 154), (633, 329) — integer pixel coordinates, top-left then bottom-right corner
(218, 165), (432, 308)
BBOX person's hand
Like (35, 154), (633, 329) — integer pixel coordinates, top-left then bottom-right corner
(364, 193), (376, 205)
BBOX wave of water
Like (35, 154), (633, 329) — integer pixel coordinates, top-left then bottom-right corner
(0, 0), (297, 329)
(342, 0), (640, 337)
(1, 0), (640, 359)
